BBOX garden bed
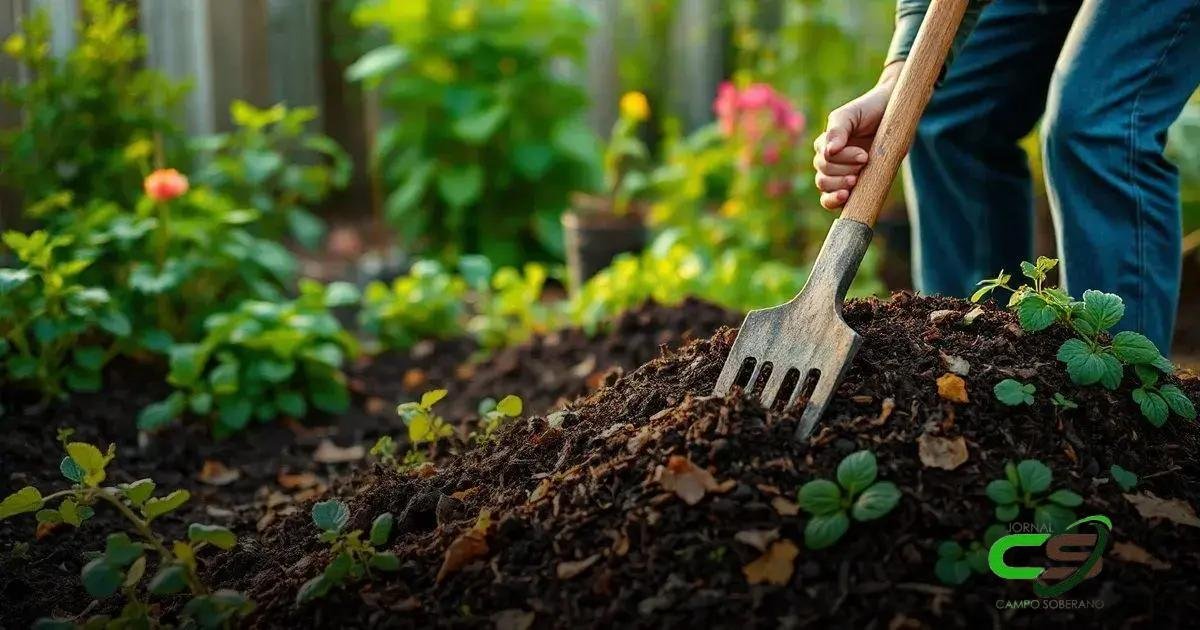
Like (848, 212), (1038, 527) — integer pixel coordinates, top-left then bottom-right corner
(209, 294), (1198, 627)
(0, 300), (736, 626)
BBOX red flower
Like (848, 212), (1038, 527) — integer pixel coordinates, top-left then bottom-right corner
(144, 168), (189, 202)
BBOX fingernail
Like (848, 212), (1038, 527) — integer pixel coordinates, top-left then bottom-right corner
(847, 176), (857, 185)
(856, 154), (868, 163)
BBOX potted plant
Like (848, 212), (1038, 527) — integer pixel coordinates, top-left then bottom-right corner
(563, 91), (653, 290)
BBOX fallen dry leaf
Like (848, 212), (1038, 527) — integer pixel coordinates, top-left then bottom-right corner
(742, 539), (799, 586)
(451, 486), (480, 501)
(198, 460), (241, 486)
(873, 398), (896, 426)
(962, 306), (985, 325)
(36, 521), (64, 540)
(1111, 541), (1171, 570)
(492, 609), (536, 630)
(917, 433), (969, 471)
(401, 368), (427, 390)
(941, 353), (970, 376)
(312, 439), (365, 464)
(437, 512), (492, 582)
(556, 554), (601, 580)
(734, 529), (780, 552)
(364, 397), (389, 416)
(936, 373), (970, 403)
(1124, 492), (1200, 528)
(414, 462), (438, 478)
(771, 496), (800, 516)
(657, 456), (722, 506)
(277, 471), (320, 490)
(929, 310), (958, 324)
(528, 478), (552, 503)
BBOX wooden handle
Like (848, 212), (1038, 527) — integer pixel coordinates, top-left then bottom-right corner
(839, 0), (969, 227)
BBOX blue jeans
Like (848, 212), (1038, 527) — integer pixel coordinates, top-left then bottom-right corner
(904, 0), (1200, 352)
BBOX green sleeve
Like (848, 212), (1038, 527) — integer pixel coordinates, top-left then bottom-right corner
(886, 0), (990, 69)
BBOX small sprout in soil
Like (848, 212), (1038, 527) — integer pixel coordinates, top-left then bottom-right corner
(1110, 464), (1139, 492)
(993, 379), (1035, 406)
(0, 434), (252, 628)
(369, 434), (427, 473)
(400, 389), (453, 445)
(476, 394), (523, 440)
(297, 500), (400, 604)
(974, 258), (1194, 428)
(985, 459), (1081, 533)
(1051, 393), (1079, 410)
(796, 450), (901, 550)
(935, 524), (1007, 586)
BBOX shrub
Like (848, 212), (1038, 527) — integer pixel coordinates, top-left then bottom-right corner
(138, 281), (360, 436)
(191, 101), (352, 249)
(0, 0), (186, 207)
(360, 260), (468, 351)
(0, 231), (130, 399)
(0, 432), (253, 628)
(348, 0), (601, 264)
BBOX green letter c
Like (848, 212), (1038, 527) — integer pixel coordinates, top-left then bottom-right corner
(988, 533), (1051, 580)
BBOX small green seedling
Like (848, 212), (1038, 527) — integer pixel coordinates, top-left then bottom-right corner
(369, 434), (427, 473)
(796, 450), (901, 550)
(986, 460), (1081, 533)
(935, 525), (1006, 586)
(1051, 393), (1079, 410)
(0, 429), (252, 628)
(1109, 464), (1138, 492)
(296, 500), (399, 603)
(476, 394), (523, 439)
(993, 379), (1035, 406)
(974, 258), (1193, 428)
(400, 389), (453, 445)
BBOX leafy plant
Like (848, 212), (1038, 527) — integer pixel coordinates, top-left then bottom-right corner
(1110, 464), (1138, 492)
(369, 434), (428, 473)
(399, 389), (454, 446)
(1051, 393), (1079, 410)
(993, 379), (1035, 406)
(296, 500), (399, 603)
(973, 258), (1194, 427)
(1, 231), (130, 398)
(191, 101), (352, 249)
(467, 262), (563, 350)
(476, 395), (523, 440)
(348, 0), (601, 264)
(138, 281), (360, 436)
(985, 460), (1081, 533)
(0, 0), (186, 207)
(796, 450), (901, 550)
(0, 433), (253, 628)
(602, 91), (652, 212)
(935, 524), (1006, 586)
(360, 260), (468, 351)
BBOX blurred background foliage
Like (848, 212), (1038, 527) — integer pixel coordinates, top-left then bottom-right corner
(0, 0), (1196, 432)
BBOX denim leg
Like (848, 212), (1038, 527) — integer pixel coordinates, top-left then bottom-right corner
(1043, 0), (1200, 354)
(905, 0), (1079, 297)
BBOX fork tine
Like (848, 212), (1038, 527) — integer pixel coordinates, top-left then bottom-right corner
(759, 367), (786, 407)
(794, 371), (839, 440)
(713, 352), (750, 396)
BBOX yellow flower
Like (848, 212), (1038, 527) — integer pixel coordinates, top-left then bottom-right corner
(620, 91), (650, 122)
(720, 199), (745, 217)
(449, 4), (477, 30)
(3, 34), (25, 58)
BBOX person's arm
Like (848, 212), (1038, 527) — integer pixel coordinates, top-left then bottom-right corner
(812, 0), (989, 210)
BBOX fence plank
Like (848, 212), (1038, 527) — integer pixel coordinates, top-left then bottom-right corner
(266, 0), (321, 115)
(668, 0), (722, 130)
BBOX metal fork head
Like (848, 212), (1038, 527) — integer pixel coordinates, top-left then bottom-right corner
(711, 218), (873, 440)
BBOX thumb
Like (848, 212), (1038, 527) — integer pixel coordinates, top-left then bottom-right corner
(823, 107), (856, 158)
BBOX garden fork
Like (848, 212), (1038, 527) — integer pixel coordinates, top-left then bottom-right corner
(712, 0), (969, 440)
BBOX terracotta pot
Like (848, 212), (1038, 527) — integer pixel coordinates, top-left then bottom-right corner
(562, 194), (648, 291)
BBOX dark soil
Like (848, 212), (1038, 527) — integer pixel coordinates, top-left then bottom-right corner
(0, 300), (736, 627)
(217, 294), (1200, 628)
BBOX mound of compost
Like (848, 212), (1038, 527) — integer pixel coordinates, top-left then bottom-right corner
(221, 294), (1200, 628)
(0, 300), (735, 627)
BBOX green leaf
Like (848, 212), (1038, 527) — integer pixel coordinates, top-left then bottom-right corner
(369, 552), (400, 571)
(1033, 504), (1076, 534)
(1160, 385), (1197, 420)
(995, 503), (1020, 522)
(1057, 339), (1108, 386)
(218, 398), (253, 432)
(209, 361), (239, 396)
(148, 564), (188, 595)
(143, 490), (191, 521)
(1017, 295), (1059, 332)
(275, 390), (307, 418)
(495, 395), (522, 417)
(836, 450), (877, 495)
(60, 456), (85, 483)
(850, 481), (901, 521)
(138, 392), (186, 430)
(1051, 393), (1079, 410)
(985, 479), (1017, 505)
(1016, 460), (1053, 494)
(0, 487), (44, 519)
(36, 509), (62, 524)
(803, 512), (850, 550)
(312, 500), (349, 533)
(935, 557), (971, 585)
(346, 45), (409, 83)
(1110, 464), (1138, 491)
(1112, 331), (1161, 365)
(287, 207), (327, 250)
(120, 479), (155, 506)
(1019, 260), (1042, 283)
(96, 310), (131, 337)
(1133, 388), (1169, 427)
(993, 379), (1035, 406)
(1076, 290), (1124, 334)
(324, 282), (360, 308)
(436, 164), (484, 209)
(453, 104), (510, 144)
(65, 443), (112, 487)
(1047, 489), (1083, 508)
(420, 389), (448, 408)
(1098, 353), (1124, 391)
(104, 533), (144, 567)
(796, 479), (842, 516)
(81, 558), (123, 598)
(73, 347), (106, 371)
(59, 498), (86, 526)
(188, 523), (237, 550)
(296, 574), (331, 603)
(369, 512), (394, 547)
(937, 541), (964, 559)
